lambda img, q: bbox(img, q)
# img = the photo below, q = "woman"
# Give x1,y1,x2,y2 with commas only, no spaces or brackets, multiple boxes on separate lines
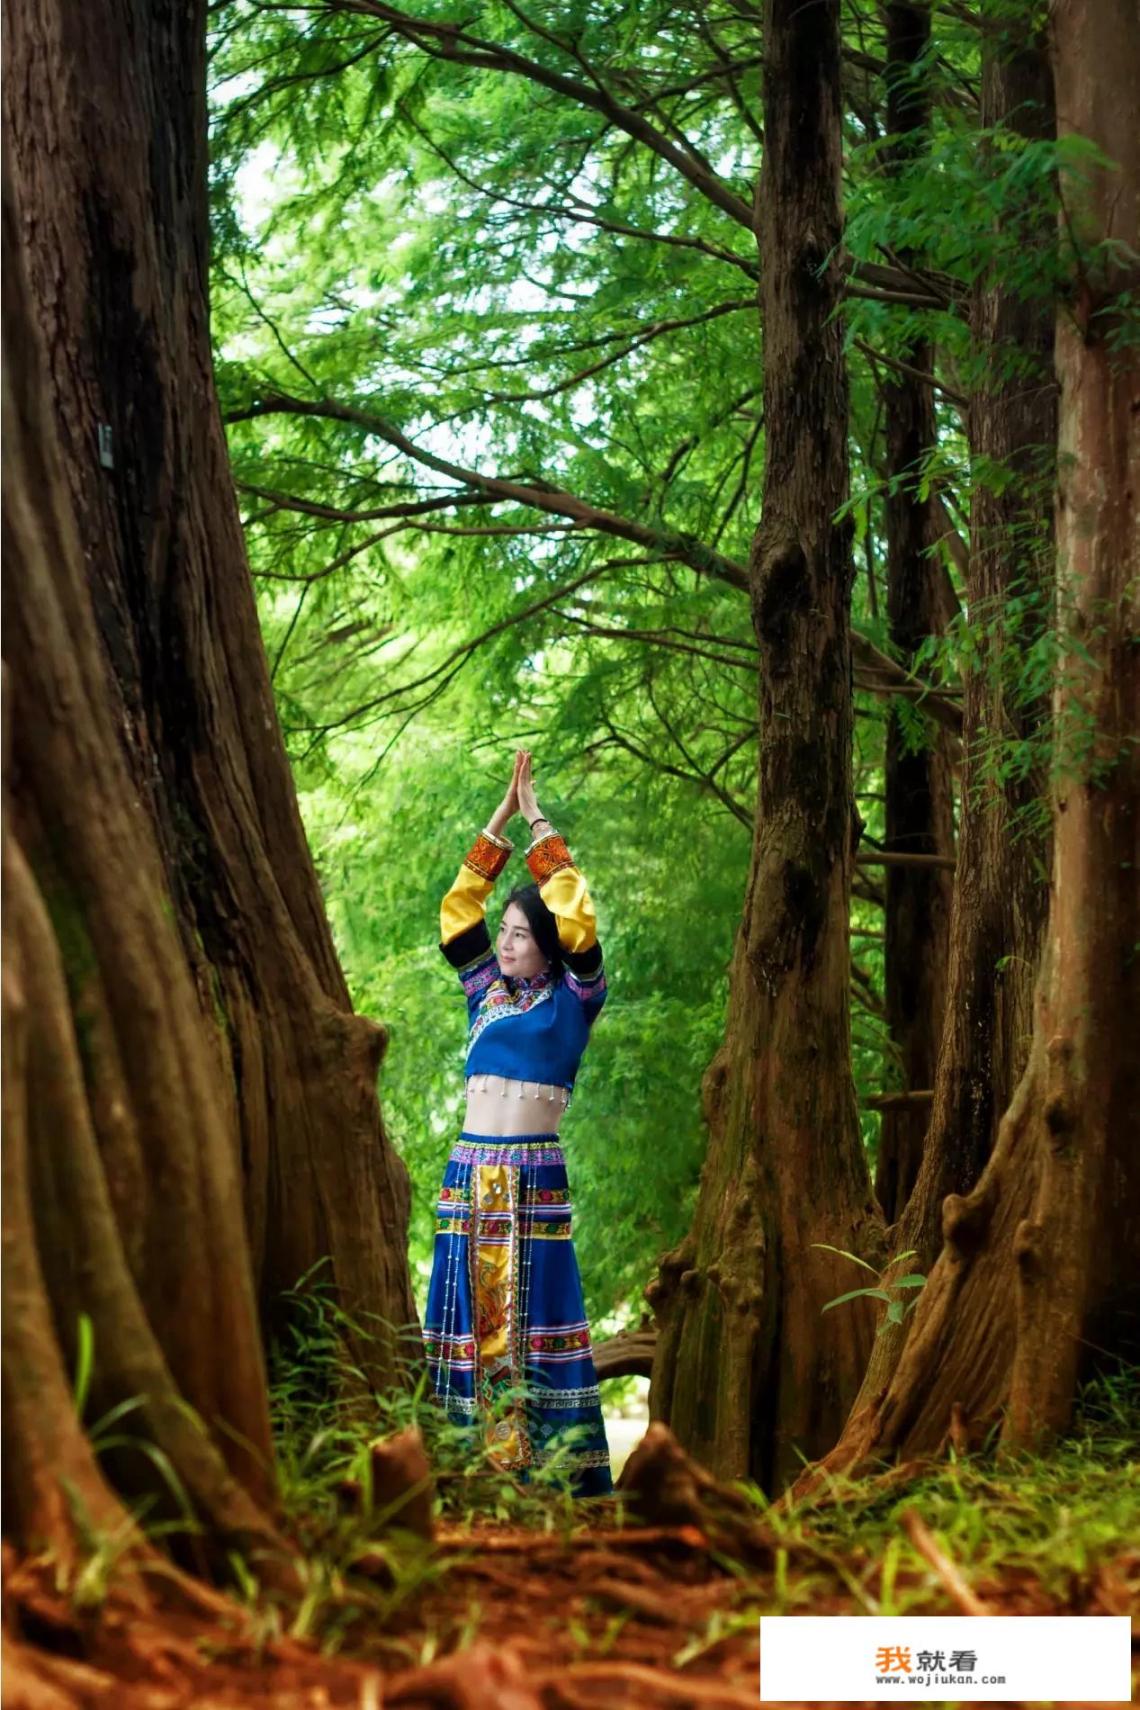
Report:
423,750,613,1497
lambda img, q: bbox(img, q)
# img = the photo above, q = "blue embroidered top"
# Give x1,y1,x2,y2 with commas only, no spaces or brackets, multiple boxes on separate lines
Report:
439,828,607,1093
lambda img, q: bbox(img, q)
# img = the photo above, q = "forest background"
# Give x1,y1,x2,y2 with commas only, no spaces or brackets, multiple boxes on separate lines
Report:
3,0,1137,1694
211,0,1019,1329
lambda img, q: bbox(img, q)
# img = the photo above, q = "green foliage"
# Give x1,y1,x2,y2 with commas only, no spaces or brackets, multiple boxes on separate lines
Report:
202,0,1123,1310
814,1245,926,1334
777,1366,1140,1609
269,1267,602,1538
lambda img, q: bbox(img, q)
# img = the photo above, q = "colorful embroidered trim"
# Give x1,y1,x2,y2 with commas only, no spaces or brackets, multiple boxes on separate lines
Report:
467,969,554,1049
424,1333,476,1361
463,831,512,882
436,1217,572,1241
527,1384,602,1409
525,831,575,884
533,1446,612,1469
565,966,607,1006
526,1327,591,1354
458,948,499,1001
450,1140,566,1166
438,1185,571,1205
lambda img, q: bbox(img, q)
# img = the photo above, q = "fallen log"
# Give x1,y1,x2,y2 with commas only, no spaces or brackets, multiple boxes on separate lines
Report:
593,1328,657,1380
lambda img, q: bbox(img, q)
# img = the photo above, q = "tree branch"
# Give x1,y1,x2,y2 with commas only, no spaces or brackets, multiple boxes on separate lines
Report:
856,851,956,871
854,338,968,409
476,299,756,408
644,674,753,828
328,0,756,227
293,555,668,733
851,636,964,734
554,608,757,672
394,98,760,279
596,714,753,829
236,481,496,525
225,390,752,592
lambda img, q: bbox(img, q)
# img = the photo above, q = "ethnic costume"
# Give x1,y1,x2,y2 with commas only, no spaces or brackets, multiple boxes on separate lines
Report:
423,827,613,1497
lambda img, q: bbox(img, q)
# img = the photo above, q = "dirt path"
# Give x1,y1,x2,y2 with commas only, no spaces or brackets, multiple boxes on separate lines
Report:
4,1519,1135,1709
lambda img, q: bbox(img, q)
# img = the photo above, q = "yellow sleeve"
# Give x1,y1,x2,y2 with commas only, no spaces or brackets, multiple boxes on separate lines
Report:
440,829,511,947
524,832,598,954
440,863,495,945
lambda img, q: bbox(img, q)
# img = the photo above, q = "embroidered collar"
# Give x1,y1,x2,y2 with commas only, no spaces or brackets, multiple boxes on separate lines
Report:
467,965,556,1051
504,969,553,997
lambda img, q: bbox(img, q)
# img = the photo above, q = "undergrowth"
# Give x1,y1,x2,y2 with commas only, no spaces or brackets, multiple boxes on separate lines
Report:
251,1270,1138,1653
743,1362,1140,1616
268,1266,600,1525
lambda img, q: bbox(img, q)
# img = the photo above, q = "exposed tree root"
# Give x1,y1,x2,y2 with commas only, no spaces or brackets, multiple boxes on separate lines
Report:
3,1503,1136,1710
617,1423,771,1561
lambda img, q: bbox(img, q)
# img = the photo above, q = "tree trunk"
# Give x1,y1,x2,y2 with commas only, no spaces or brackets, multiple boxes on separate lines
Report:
892,22,1056,1275
876,0,957,1223
839,26,1058,1438
2,171,287,1575
793,0,1137,1484
1005,0,1140,1435
3,0,415,1385
2,0,414,1566
648,0,880,1491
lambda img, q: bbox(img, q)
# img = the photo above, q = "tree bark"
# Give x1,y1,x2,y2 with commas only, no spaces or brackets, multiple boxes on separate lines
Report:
648,0,880,1491
1005,0,1140,1435
1,0,414,1566
876,0,957,1223
793,0,1137,1485
890,21,1056,1276
2,0,415,1387
2,168,288,1574
805,21,1057,1462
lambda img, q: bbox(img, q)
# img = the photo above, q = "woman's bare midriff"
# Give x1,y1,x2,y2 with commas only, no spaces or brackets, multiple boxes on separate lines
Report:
464,1072,570,1136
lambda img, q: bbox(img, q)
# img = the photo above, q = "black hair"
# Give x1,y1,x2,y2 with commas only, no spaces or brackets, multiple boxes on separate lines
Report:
502,882,564,978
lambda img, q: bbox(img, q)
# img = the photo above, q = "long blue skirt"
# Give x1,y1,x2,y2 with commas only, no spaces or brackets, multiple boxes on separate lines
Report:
423,1131,613,1497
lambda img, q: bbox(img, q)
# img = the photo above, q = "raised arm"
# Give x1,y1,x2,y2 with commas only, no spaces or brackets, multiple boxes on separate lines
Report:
440,758,522,1016
518,755,607,1024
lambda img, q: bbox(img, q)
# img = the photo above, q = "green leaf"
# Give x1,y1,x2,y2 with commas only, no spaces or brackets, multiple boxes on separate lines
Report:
822,1287,893,1312
813,1243,879,1275
73,1311,95,1421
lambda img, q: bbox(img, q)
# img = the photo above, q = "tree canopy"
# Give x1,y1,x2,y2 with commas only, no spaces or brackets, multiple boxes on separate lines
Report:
204,0,1074,1328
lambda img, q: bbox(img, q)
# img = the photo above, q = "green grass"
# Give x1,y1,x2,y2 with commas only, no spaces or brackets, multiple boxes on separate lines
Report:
258,1273,1138,1659
727,1363,1140,1617
268,1269,605,1539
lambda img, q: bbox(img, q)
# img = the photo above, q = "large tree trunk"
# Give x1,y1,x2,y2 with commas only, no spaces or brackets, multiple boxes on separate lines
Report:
829,22,1058,1437
794,0,1138,1484
1004,0,1140,1434
648,0,880,1492
3,0,415,1383
2,174,286,1575
2,0,413,1566
876,0,957,1223
895,23,1056,1275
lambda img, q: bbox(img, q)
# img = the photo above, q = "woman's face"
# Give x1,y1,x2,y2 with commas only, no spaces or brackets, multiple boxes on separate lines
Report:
497,902,549,979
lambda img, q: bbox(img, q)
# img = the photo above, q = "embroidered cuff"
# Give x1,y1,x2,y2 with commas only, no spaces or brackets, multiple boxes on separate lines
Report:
463,830,512,881
525,829,575,884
